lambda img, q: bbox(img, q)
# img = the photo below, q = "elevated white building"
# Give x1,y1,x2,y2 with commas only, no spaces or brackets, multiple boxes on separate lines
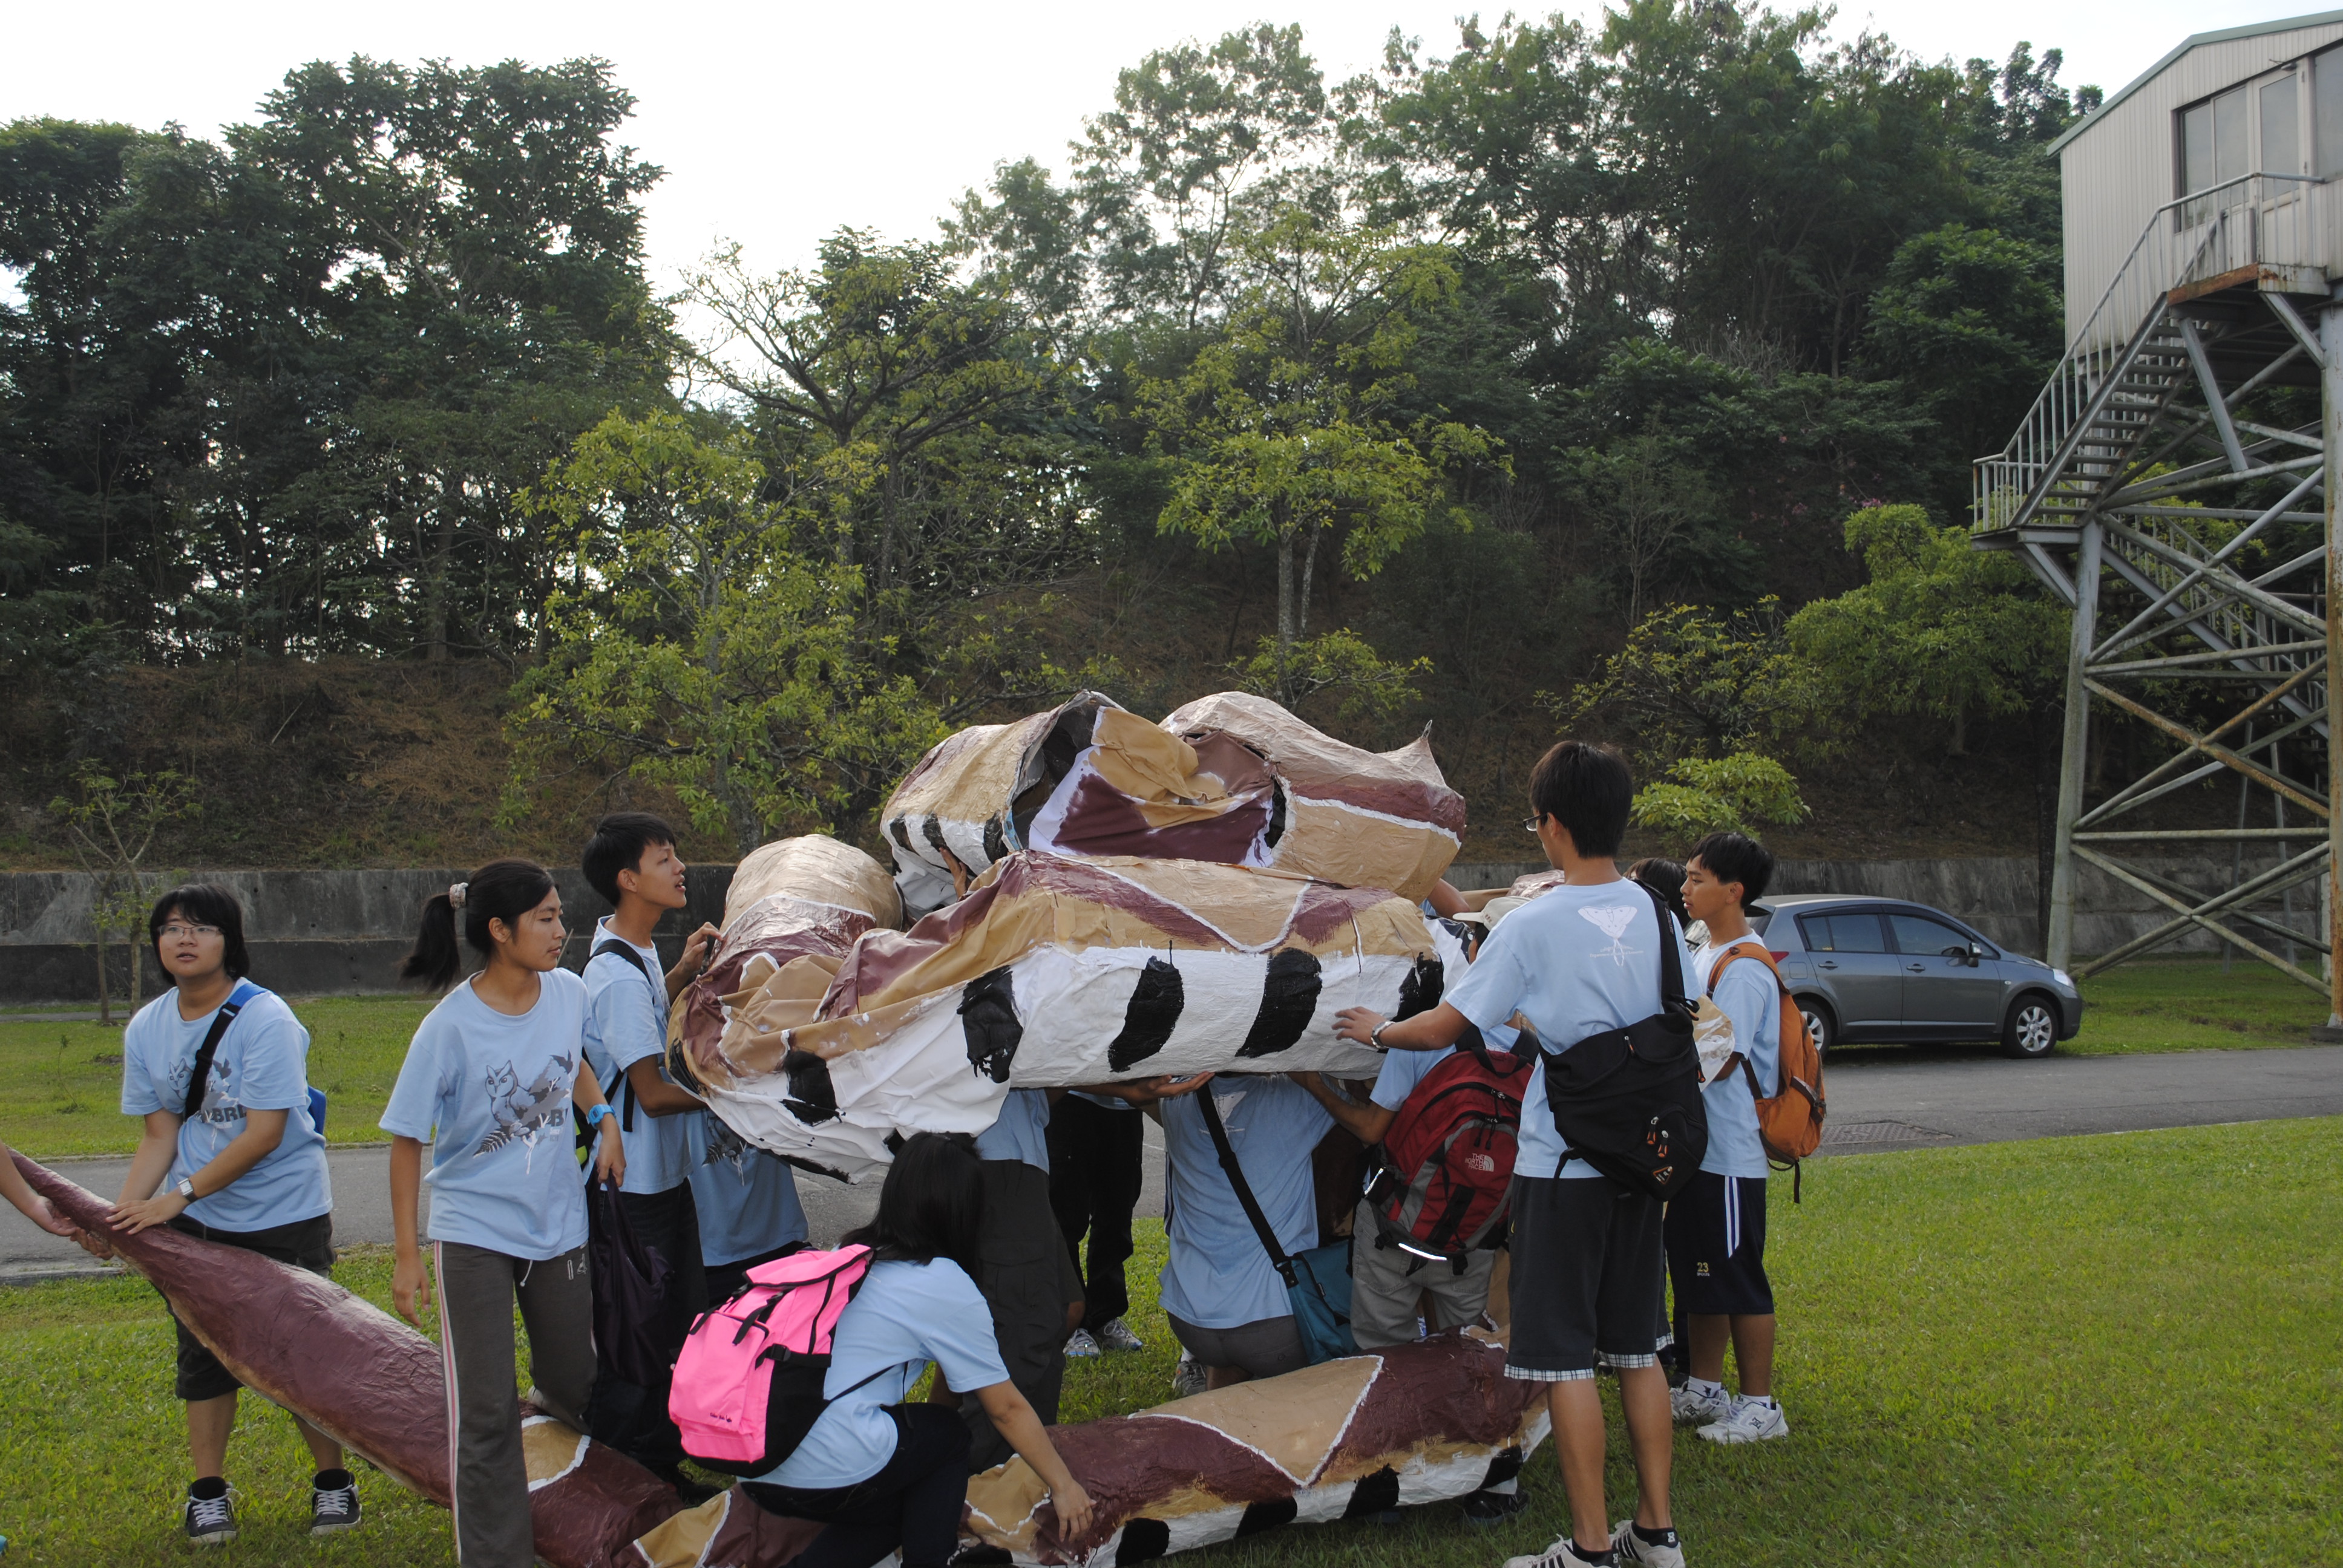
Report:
1971,12,2342,1021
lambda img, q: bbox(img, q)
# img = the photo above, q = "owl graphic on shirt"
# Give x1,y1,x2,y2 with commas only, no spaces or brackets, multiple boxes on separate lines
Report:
473,1053,574,1170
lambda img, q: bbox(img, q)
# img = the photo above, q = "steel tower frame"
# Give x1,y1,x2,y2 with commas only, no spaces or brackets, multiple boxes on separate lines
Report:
1972,172,2342,1025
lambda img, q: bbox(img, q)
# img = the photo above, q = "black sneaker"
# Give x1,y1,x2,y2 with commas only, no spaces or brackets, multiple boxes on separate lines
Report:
310,1470,362,1536
183,1484,237,1547
1462,1486,1532,1528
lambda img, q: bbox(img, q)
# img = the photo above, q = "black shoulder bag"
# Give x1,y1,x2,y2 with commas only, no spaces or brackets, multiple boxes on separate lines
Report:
1540,883,1710,1201
181,982,255,1119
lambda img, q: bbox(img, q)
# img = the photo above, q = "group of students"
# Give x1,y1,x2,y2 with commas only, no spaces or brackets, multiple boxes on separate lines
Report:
0,737,1797,1568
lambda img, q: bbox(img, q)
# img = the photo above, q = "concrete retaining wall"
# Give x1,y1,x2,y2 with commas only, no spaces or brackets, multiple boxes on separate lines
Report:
0,867,734,1007
2,854,2318,1004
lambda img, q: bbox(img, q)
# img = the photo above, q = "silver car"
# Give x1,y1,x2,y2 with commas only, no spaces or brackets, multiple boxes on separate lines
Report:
1750,895,2085,1059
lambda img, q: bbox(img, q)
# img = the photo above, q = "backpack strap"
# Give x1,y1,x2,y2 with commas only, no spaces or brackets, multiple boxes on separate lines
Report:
592,940,661,1133
1193,1085,1300,1290
181,979,261,1120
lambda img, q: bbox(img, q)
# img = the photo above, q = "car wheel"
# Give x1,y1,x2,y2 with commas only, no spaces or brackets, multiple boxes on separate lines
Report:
1796,997,1835,1054
2002,994,2058,1059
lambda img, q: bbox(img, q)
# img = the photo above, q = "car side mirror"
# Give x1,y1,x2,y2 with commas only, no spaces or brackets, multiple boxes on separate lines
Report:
1967,942,1983,967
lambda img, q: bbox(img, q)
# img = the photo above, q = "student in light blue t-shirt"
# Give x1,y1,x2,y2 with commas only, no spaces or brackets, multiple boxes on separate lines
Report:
575,812,722,1492
383,859,626,1568
1332,742,1689,1568
742,1132,1092,1567
109,883,349,1548
1669,831,1790,1448
689,1108,809,1304
1098,1070,1332,1388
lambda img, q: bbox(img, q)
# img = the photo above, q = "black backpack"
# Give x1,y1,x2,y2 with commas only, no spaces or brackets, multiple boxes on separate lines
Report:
1540,882,1710,1201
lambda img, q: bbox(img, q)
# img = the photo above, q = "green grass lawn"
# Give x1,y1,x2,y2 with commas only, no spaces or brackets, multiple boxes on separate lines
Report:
2,1117,2335,1566
0,993,430,1158
2068,955,2332,1053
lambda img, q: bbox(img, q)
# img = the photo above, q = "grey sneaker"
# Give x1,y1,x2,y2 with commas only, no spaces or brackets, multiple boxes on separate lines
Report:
1098,1317,1146,1352
1612,1519,1686,1567
1172,1351,1208,1398
183,1486,237,1547
1502,1536,1614,1568
310,1474,362,1536
1064,1327,1102,1358
1697,1394,1789,1444
1670,1379,1733,1427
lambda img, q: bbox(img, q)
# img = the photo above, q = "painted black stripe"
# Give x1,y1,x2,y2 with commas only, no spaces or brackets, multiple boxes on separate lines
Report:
1236,949,1322,1059
958,967,1023,1083
1107,955,1185,1071
781,1050,839,1124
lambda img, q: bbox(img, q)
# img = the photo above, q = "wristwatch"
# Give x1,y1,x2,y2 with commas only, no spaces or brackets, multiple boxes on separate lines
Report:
585,1103,612,1129
175,1177,197,1201
1369,1020,1391,1050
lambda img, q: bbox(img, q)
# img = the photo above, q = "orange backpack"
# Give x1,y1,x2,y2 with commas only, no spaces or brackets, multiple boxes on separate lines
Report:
1707,941,1827,1198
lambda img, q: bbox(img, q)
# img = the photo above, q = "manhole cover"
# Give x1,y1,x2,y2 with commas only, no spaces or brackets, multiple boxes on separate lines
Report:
1822,1119,1951,1147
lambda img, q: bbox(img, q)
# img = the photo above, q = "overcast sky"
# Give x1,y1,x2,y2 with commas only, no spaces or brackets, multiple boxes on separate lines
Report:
0,0,2315,289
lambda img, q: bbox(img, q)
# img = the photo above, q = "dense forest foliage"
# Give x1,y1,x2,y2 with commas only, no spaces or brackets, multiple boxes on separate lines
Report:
0,4,2102,863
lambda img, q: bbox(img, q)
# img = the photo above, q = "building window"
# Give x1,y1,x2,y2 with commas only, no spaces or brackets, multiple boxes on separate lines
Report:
2178,86,2247,194
2263,71,2301,175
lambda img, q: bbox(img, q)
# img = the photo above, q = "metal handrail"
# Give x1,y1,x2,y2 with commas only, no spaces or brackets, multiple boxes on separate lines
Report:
1972,171,2332,534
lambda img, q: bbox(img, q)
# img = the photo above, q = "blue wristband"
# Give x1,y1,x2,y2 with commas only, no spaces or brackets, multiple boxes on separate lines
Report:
585,1103,611,1129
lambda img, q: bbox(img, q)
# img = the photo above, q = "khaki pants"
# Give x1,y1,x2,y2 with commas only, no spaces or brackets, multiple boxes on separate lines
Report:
1348,1198,1496,1350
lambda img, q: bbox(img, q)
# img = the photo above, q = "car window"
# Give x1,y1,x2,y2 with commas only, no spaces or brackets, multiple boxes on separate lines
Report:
1800,912,1888,953
1889,912,1973,958
1748,910,1773,938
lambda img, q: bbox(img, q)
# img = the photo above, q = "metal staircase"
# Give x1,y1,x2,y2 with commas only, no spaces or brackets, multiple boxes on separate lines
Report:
1970,171,2340,1010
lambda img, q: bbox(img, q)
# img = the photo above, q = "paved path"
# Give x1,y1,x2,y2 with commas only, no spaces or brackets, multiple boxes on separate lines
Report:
8,1047,2336,1279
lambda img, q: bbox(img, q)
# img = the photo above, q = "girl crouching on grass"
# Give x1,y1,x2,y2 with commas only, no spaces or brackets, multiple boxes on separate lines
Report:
110,884,349,1547
382,859,625,1568
742,1131,1093,1568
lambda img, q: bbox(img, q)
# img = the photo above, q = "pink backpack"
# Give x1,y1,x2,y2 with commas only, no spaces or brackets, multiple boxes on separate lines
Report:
669,1244,876,1474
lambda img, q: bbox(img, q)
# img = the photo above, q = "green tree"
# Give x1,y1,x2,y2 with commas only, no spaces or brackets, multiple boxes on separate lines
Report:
48,762,198,1022
1784,503,2065,754
507,411,942,852
1558,598,1797,763
1631,753,1809,838
1134,209,1497,705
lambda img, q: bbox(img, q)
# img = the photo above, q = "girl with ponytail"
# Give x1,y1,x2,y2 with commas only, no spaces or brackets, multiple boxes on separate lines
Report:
381,859,624,1567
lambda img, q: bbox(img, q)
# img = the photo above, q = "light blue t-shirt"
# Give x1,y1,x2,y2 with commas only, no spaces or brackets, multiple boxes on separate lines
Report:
757,1257,1009,1489
974,1088,1052,1171
1696,940,1780,1179
1448,880,1696,1181
582,919,693,1197
686,1111,808,1267
1159,1076,1334,1329
120,984,332,1232
379,969,591,1261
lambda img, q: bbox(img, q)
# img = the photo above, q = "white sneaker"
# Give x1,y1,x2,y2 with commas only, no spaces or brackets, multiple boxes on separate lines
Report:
1098,1316,1146,1352
1502,1536,1615,1568
1612,1518,1687,1567
1697,1395,1789,1443
1064,1328,1102,1358
1670,1379,1732,1427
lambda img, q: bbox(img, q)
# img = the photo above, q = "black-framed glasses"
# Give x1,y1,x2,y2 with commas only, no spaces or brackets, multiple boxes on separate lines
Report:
1520,814,1544,835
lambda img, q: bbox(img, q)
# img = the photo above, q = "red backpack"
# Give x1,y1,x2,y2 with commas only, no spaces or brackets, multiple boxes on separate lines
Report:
1364,1039,1529,1268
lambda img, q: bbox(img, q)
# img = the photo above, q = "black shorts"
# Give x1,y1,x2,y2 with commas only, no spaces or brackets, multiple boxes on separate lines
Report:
1504,1175,1666,1382
165,1212,335,1401
1665,1172,1774,1316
